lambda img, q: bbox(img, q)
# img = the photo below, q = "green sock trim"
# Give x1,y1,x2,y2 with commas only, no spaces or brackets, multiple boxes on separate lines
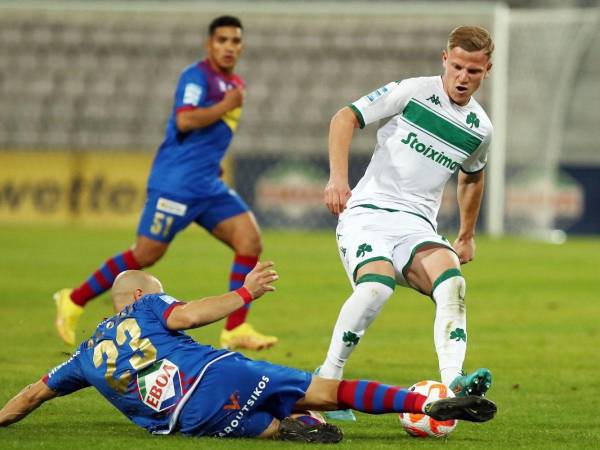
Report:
352,256,393,281
356,274,396,290
431,268,462,295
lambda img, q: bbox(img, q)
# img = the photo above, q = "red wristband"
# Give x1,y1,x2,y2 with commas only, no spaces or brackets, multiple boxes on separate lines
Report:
235,287,253,304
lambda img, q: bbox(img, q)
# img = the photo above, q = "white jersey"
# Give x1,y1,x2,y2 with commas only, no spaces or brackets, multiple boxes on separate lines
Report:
348,76,492,229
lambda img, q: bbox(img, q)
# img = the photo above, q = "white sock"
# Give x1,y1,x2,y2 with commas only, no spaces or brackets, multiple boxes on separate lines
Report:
320,280,394,379
432,273,467,387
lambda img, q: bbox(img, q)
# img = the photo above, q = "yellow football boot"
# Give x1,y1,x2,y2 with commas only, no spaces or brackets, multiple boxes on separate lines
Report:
220,323,278,351
53,288,84,346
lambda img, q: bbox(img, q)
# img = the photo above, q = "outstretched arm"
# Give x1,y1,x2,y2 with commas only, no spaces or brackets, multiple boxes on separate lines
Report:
324,107,359,215
166,261,278,330
0,380,57,427
454,170,485,264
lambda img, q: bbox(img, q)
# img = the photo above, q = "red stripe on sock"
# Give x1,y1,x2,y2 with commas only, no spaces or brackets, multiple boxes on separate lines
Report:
225,305,250,331
363,381,378,412
230,273,246,282
383,386,400,411
123,249,141,270
234,254,258,267
413,393,427,413
94,272,111,290
70,284,94,306
404,392,427,413
106,259,121,276
337,380,358,409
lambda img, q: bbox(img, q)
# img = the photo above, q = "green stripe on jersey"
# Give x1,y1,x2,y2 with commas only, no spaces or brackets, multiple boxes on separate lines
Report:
402,100,482,155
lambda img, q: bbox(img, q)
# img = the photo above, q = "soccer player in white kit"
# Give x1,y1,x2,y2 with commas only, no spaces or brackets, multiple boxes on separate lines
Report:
318,26,494,421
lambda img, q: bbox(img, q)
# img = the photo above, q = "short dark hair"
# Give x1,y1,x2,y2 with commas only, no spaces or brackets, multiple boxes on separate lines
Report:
209,15,243,35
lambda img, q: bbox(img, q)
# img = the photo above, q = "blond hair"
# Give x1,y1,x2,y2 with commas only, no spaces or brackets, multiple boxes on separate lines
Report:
447,26,494,59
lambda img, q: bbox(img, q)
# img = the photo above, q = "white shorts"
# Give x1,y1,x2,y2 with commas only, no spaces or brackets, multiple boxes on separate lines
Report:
336,206,455,288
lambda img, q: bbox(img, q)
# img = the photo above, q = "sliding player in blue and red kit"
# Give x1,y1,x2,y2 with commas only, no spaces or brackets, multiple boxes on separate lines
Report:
1,265,496,442
53,16,276,351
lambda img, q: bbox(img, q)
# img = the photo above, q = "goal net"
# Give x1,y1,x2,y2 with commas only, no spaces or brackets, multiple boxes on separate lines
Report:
496,8,598,240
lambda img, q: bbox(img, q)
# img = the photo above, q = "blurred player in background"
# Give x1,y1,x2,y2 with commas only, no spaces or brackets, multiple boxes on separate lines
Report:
1,265,496,442
53,15,277,351
318,26,495,420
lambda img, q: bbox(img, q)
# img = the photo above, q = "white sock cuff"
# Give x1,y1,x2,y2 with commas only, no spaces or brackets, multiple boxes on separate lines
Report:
354,280,395,301
432,270,465,301
355,273,396,292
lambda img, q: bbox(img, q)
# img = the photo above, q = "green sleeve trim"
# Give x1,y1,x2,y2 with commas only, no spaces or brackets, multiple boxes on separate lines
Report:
431,268,463,294
348,104,366,129
356,273,396,290
460,164,486,175
353,256,393,281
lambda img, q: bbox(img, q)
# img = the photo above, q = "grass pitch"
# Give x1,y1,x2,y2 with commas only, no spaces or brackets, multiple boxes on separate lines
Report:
0,224,598,449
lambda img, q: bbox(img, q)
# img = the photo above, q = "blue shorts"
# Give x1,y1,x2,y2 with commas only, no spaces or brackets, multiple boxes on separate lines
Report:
178,354,312,438
137,187,249,243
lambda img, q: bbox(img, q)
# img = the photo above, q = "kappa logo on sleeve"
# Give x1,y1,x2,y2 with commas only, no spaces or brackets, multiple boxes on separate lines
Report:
136,359,183,412
183,83,202,106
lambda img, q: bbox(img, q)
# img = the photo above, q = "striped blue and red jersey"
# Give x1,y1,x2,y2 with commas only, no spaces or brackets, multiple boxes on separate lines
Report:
43,294,232,434
147,59,244,198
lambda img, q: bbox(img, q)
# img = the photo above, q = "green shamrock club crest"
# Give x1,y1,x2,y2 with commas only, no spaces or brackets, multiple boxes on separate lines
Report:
449,328,467,342
466,112,480,129
356,243,373,258
342,331,360,347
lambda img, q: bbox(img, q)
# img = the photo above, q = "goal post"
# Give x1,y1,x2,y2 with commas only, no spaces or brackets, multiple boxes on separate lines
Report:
486,2,510,237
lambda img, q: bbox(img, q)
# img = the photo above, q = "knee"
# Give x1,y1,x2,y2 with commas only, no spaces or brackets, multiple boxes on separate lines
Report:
450,276,466,302
355,275,395,305
433,274,466,308
132,243,167,267
234,233,263,256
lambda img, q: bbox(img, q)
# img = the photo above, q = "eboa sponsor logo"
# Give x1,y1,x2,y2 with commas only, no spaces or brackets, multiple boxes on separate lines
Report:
255,162,327,221
137,359,182,412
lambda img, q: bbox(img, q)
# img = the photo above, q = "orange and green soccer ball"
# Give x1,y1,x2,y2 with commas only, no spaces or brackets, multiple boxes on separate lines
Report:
399,380,458,438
